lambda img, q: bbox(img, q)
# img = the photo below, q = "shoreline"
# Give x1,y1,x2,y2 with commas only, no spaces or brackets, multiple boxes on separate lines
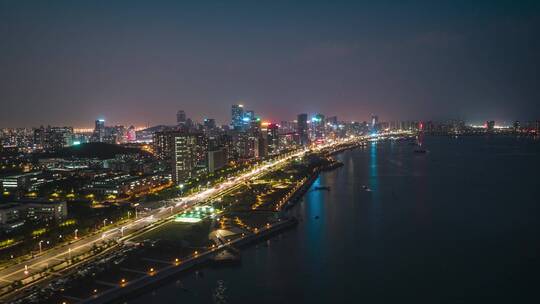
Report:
82,146,352,303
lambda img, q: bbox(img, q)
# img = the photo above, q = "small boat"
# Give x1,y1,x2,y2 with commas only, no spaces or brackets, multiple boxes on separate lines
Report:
362,185,372,192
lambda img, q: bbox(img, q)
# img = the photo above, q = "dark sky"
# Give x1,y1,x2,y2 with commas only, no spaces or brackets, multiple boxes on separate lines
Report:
1,0,539,128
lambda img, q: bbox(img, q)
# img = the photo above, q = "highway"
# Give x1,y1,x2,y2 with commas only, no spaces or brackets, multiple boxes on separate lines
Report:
0,133,398,299
0,143,316,292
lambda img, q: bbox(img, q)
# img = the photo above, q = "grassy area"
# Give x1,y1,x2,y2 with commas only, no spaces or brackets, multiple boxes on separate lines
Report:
133,220,212,248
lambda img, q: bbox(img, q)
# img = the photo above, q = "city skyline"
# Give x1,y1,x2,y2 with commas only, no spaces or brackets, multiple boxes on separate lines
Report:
2,1,540,128
1,2,539,302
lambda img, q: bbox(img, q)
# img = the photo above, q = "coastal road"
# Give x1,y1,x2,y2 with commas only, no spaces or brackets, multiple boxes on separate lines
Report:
0,141,323,290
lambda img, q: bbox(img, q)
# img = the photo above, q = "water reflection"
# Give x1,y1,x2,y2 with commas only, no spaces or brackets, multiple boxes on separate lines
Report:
369,142,380,237
305,176,324,264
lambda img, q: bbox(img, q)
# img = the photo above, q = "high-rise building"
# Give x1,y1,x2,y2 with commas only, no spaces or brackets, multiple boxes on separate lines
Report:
231,104,244,130
265,123,279,154
93,119,106,142
153,130,180,161
243,110,255,128
177,110,186,125
371,115,378,131
172,133,197,184
297,113,309,146
311,113,325,141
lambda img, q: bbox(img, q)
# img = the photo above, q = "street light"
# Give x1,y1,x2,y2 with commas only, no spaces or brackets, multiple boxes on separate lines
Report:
38,240,43,254
74,229,78,240
103,218,107,228
121,226,126,237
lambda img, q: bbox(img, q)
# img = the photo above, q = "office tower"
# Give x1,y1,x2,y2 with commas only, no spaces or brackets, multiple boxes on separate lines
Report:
177,110,186,125
370,114,379,132
311,113,325,141
371,115,378,127
231,104,244,130
265,123,279,154
243,110,255,128
297,113,309,146
93,119,106,142
172,133,197,184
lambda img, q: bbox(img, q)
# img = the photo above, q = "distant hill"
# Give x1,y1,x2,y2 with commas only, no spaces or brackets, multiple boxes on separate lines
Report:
44,142,149,159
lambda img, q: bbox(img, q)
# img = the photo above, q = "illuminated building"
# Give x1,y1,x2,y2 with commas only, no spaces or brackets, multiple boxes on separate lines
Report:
32,126,74,151
0,200,67,229
93,119,106,142
231,104,245,130
172,133,197,184
311,113,325,141
233,132,262,159
153,130,180,161
264,123,279,154
127,125,137,142
297,113,309,146
370,114,379,132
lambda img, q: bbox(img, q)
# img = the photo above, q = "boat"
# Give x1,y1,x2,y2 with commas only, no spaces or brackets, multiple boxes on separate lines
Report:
362,185,372,192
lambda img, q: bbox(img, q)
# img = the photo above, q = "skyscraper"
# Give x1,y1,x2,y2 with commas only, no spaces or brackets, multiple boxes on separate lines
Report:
172,133,197,184
311,113,325,141
177,110,186,125
265,123,279,154
297,113,308,146
93,119,106,142
371,115,378,131
231,104,244,130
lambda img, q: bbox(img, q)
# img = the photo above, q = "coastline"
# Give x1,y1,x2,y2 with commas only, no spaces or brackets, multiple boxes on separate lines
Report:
82,146,350,303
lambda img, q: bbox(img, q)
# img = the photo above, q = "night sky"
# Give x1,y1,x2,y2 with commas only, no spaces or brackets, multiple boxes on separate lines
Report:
1,0,539,128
